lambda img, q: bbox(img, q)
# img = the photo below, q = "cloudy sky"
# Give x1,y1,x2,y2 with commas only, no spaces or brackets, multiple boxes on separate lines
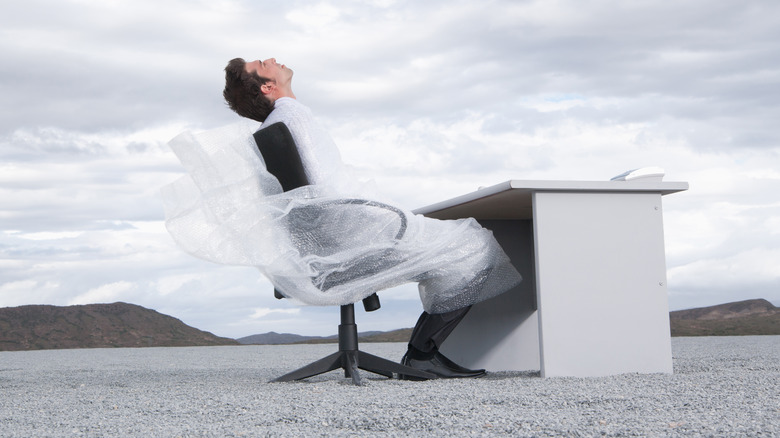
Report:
1,0,778,338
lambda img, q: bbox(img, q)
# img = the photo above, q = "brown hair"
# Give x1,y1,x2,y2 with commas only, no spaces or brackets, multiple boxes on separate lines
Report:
223,58,275,122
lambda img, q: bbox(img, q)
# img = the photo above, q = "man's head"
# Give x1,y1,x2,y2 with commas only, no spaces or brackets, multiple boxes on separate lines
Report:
223,57,294,122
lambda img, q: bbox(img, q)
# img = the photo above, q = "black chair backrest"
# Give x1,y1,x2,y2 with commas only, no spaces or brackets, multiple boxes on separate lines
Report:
253,122,309,192
251,122,384,311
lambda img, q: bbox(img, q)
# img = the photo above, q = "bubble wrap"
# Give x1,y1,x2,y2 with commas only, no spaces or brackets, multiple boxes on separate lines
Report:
161,100,522,314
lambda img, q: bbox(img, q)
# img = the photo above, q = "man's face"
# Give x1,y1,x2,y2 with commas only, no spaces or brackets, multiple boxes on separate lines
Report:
245,58,293,85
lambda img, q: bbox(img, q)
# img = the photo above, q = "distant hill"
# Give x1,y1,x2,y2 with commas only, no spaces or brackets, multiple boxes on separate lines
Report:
237,331,329,345
670,298,780,336
299,328,413,344
357,328,413,343
0,302,238,351
236,329,403,345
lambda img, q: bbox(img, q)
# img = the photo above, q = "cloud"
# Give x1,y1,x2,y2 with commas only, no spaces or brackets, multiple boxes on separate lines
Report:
249,307,301,319
0,280,61,307
14,231,85,241
68,281,137,306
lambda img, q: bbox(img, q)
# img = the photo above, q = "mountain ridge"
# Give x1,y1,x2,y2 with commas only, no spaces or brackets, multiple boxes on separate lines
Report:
237,328,413,345
0,302,238,351
669,298,779,336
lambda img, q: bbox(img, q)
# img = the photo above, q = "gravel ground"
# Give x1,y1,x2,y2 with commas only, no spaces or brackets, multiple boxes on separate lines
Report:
1,336,778,437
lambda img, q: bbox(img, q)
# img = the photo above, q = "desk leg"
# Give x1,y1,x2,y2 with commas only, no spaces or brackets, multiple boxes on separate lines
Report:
533,192,673,377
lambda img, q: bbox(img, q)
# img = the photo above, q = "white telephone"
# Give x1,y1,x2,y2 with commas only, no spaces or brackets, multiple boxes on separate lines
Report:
611,167,665,182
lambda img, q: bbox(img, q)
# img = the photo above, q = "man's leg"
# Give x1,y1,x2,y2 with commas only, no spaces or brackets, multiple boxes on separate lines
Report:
407,307,471,358
400,306,486,379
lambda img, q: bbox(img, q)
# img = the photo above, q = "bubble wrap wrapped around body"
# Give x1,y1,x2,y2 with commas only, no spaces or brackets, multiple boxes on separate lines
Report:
162,98,522,314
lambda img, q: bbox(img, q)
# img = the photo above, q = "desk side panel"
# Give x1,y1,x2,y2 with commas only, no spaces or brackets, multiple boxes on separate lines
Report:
533,192,673,377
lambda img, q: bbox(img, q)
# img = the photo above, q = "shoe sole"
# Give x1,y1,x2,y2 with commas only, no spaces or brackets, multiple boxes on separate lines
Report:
398,371,486,381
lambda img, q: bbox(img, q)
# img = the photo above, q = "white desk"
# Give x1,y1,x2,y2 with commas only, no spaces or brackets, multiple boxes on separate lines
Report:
414,180,688,378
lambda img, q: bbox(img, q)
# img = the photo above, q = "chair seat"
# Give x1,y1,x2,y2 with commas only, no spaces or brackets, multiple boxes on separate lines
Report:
314,248,407,291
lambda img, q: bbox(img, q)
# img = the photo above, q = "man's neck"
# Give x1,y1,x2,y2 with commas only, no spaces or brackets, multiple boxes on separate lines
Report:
271,86,296,101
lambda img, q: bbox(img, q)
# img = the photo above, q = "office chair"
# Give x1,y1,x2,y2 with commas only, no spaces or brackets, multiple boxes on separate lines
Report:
253,122,435,385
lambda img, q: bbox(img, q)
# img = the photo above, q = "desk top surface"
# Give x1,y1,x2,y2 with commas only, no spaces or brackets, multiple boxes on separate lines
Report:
414,179,689,220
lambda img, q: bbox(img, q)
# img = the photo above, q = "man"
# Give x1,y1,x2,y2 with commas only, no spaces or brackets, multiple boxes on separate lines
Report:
222,57,522,379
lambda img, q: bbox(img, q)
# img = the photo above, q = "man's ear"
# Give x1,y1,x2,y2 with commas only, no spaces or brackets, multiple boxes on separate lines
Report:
260,81,275,96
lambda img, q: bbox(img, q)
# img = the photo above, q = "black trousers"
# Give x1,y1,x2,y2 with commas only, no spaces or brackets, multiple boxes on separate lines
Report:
407,306,471,353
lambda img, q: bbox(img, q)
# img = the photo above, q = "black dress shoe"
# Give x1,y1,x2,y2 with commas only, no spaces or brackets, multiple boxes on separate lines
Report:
433,352,486,375
399,352,487,380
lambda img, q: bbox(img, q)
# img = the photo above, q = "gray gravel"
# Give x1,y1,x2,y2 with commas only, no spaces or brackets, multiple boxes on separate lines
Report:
1,336,778,437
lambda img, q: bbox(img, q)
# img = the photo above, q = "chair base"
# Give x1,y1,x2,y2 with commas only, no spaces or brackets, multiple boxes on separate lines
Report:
272,349,435,385
272,303,435,385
